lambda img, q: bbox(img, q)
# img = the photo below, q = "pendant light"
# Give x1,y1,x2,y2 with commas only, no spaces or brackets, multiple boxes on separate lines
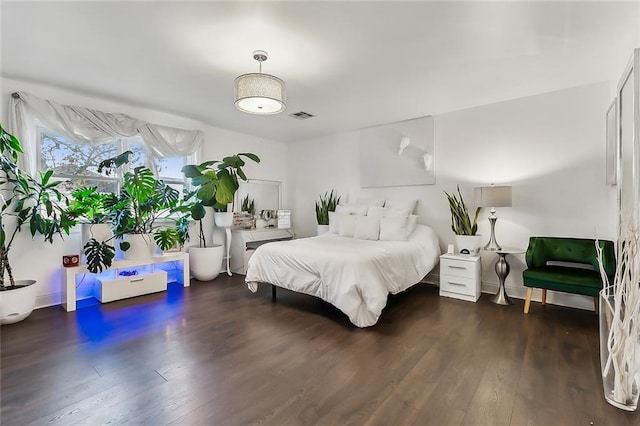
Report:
234,50,286,115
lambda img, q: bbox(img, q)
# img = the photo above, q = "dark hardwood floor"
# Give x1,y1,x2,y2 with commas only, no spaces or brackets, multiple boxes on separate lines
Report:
1,275,638,425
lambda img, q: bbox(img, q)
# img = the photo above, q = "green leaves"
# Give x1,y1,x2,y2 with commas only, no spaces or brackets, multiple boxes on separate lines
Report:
214,169,237,205
68,186,109,223
0,123,23,162
444,185,481,236
153,228,180,251
315,190,341,225
241,195,255,215
123,166,156,203
182,153,260,247
181,164,204,178
182,153,260,207
84,239,116,273
190,203,206,220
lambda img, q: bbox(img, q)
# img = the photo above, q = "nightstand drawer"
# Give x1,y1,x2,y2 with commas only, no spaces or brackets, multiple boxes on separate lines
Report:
440,275,476,296
440,258,477,278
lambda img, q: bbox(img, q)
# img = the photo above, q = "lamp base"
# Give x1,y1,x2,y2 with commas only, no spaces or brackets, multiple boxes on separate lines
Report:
484,215,502,251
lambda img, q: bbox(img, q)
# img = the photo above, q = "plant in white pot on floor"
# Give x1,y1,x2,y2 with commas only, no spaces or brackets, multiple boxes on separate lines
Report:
0,123,77,324
182,153,260,280
315,189,340,236
444,185,482,255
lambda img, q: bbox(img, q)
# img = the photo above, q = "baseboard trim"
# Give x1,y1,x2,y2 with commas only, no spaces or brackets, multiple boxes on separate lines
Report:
481,281,595,311
37,280,596,313
36,292,61,309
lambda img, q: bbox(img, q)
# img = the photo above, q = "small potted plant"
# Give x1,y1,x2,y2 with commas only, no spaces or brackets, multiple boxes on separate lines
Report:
241,194,255,215
444,185,482,255
315,189,340,235
0,123,77,324
182,153,260,280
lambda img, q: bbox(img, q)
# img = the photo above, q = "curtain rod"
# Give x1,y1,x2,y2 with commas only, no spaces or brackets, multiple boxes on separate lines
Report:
11,92,20,99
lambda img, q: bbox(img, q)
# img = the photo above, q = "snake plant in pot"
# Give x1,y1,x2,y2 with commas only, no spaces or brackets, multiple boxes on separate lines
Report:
444,185,482,255
83,151,192,273
0,123,77,324
315,190,340,235
182,153,260,280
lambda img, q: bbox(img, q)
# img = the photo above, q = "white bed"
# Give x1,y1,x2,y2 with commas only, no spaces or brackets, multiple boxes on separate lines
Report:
245,224,441,327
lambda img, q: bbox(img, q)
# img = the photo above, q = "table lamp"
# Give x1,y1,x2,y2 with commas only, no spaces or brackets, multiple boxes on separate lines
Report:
474,185,512,251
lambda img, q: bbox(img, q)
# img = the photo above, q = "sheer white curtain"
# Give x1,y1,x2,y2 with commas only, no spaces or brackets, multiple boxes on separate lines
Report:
7,91,203,174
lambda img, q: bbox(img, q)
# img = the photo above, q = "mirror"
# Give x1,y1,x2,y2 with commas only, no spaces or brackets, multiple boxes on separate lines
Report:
236,180,281,214
617,49,639,230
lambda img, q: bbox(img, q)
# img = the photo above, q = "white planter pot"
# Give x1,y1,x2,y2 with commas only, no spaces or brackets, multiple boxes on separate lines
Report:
454,234,483,255
0,280,37,325
317,225,330,235
600,287,640,411
122,233,156,260
189,245,224,281
214,211,234,228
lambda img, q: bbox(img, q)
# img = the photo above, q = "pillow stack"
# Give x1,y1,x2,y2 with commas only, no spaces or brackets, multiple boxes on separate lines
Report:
328,199,419,241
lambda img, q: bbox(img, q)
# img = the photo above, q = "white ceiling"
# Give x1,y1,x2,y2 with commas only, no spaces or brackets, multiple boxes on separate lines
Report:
1,1,638,143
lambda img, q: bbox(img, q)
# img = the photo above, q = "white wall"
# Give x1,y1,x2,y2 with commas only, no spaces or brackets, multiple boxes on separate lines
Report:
0,77,287,308
288,82,616,311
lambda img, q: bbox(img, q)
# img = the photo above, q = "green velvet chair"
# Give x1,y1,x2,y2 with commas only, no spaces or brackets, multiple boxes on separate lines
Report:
522,237,616,314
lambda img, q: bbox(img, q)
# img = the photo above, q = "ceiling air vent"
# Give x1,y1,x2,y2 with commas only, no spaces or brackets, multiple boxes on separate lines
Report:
289,111,315,120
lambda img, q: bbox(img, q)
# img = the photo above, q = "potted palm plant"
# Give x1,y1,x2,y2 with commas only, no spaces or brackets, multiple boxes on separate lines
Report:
444,185,482,255
182,153,260,280
315,189,340,235
83,151,191,273
0,123,77,324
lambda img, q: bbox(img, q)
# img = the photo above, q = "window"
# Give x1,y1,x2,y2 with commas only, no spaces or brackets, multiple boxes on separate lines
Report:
157,156,188,195
38,129,192,196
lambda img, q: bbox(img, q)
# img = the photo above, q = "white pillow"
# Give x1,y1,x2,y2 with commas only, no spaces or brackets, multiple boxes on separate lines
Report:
367,206,410,218
329,212,345,234
380,216,409,241
367,206,386,218
385,199,418,214
407,214,418,237
336,204,369,216
356,197,385,208
339,214,357,237
335,204,353,215
354,216,380,240
351,204,369,216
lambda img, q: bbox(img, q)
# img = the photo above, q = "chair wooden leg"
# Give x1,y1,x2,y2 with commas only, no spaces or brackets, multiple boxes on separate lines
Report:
524,288,533,314
541,289,547,305
593,296,599,314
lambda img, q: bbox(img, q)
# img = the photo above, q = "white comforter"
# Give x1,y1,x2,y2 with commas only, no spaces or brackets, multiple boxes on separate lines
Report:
245,225,441,327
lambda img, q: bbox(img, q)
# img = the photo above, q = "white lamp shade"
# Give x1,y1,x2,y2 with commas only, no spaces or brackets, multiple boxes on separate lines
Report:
234,73,286,115
475,186,512,208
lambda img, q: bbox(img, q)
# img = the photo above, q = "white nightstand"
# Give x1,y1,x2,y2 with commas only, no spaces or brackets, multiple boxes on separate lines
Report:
439,254,481,302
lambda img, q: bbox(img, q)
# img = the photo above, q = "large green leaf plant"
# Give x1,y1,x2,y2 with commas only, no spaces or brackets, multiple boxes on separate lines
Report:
0,123,77,289
83,151,192,273
182,153,260,247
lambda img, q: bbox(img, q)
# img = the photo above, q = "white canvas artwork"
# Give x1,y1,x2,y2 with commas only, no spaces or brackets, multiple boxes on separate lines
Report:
359,116,435,188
